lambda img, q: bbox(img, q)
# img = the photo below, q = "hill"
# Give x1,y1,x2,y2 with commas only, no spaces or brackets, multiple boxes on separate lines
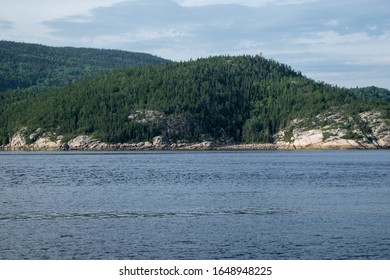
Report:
1,55,389,149
0,40,168,92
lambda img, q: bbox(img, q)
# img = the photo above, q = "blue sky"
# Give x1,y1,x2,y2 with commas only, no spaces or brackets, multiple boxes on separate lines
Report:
1,0,389,89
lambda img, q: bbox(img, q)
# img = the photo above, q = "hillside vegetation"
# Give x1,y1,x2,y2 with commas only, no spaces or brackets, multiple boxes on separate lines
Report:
1,54,389,147
0,40,168,92
351,86,390,102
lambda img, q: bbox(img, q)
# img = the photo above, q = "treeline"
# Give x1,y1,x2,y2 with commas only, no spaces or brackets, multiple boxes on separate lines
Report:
0,55,389,145
351,86,390,102
0,40,168,92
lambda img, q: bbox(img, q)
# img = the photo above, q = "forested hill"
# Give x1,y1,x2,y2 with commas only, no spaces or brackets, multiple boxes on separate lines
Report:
0,40,168,92
1,55,389,147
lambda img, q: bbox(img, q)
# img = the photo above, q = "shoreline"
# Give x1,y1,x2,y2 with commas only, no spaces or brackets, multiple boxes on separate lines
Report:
1,142,388,151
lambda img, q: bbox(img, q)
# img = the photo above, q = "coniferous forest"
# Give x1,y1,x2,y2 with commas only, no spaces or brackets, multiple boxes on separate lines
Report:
0,41,168,92
0,41,389,146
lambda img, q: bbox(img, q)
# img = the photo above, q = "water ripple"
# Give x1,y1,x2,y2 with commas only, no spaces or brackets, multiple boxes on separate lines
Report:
0,208,296,221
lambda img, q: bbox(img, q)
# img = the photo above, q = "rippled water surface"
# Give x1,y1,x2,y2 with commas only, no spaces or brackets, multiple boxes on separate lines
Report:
1,150,389,259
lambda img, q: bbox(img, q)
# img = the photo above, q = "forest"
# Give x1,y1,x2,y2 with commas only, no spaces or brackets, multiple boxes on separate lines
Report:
0,40,168,92
0,42,389,146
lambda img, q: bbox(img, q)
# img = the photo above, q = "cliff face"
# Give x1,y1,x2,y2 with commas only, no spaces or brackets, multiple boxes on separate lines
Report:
2,111,389,151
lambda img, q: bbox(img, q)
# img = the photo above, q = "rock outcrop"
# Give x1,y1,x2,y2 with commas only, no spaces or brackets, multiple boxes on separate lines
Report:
5,129,63,151
276,111,390,149
9,128,27,150
360,111,390,147
30,137,62,150
67,135,108,150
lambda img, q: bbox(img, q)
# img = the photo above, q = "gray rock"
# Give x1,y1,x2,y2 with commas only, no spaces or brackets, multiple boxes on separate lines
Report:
29,133,39,141
61,143,69,151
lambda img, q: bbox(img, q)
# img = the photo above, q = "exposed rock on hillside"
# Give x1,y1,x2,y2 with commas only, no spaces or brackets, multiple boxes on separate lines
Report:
9,129,27,150
276,111,390,149
360,111,390,147
128,110,165,124
67,135,108,150
6,128,63,151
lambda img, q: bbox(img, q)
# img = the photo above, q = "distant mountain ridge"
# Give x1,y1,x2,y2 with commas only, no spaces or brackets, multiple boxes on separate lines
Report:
351,86,390,102
0,40,169,92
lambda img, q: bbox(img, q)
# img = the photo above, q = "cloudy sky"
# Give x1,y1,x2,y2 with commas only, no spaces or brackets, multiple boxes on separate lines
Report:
1,0,389,88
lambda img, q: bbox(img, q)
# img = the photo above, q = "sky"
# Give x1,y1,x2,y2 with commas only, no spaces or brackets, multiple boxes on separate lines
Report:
1,0,389,89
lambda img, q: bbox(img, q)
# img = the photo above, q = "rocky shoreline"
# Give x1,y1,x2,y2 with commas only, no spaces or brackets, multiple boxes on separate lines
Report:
0,135,277,151
2,111,390,151
1,134,388,151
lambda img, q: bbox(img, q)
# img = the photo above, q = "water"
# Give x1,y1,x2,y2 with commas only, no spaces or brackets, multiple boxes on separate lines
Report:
0,150,389,260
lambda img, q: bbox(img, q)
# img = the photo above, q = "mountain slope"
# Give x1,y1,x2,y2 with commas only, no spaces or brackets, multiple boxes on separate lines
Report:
1,55,389,149
0,40,168,92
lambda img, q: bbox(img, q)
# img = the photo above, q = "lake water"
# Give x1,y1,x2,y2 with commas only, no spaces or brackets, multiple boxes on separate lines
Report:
0,150,389,260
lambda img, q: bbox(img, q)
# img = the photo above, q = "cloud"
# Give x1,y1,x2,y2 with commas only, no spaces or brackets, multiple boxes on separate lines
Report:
0,0,123,43
45,0,311,52
175,0,318,7
323,19,339,27
290,29,390,88
0,0,124,21
46,0,254,54
295,31,371,46
0,19,13,30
